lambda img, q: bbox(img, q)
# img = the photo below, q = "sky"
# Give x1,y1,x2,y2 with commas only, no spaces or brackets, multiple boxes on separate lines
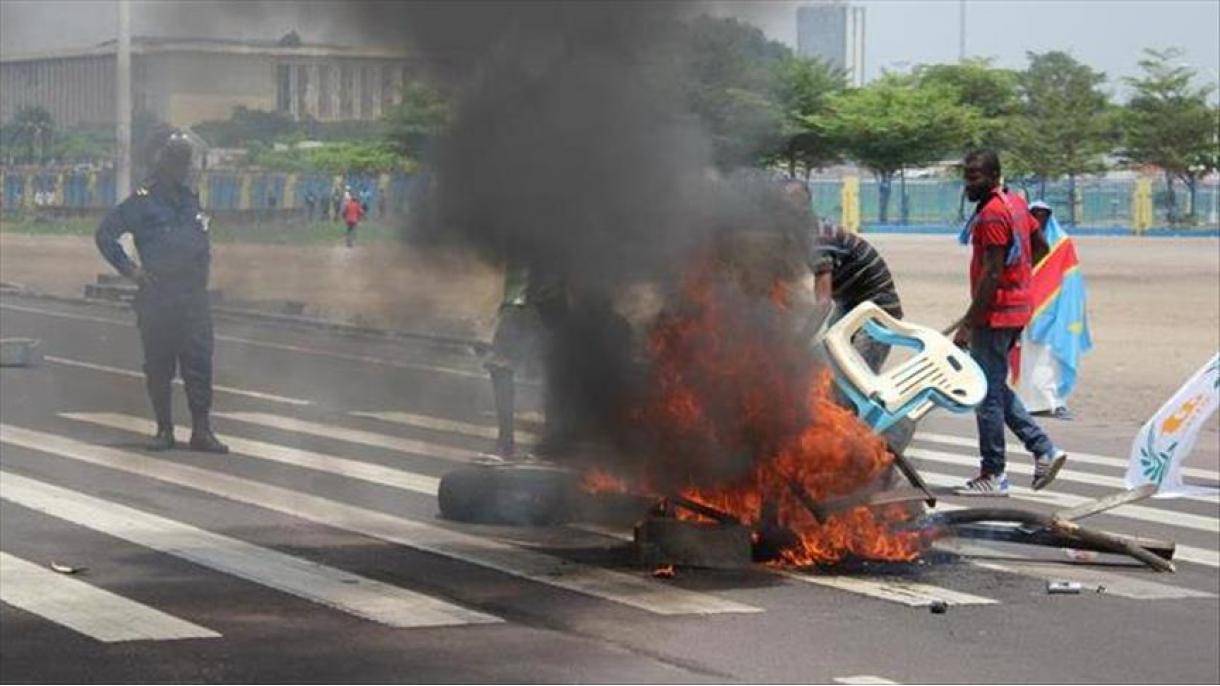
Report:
2,0,1218,100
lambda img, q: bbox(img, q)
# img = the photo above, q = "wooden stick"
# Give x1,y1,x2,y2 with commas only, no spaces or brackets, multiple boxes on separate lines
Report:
952,523,1175,561
669,494,740,526
787,480,829,523
918,508,1176,573
1053,484,1158,523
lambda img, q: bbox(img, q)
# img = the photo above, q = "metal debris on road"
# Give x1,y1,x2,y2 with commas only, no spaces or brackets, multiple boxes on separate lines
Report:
49,561,84,574
1047,581,1083,594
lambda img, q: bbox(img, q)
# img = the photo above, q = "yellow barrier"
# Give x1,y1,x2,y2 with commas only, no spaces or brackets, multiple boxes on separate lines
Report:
198,173,210,209
841,175,860,233
1132,177,1153,234
284,174,298,210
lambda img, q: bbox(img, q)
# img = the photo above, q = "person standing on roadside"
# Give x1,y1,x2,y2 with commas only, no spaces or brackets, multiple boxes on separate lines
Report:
94,129,228,454
952,149,1065,496
341,187,364,247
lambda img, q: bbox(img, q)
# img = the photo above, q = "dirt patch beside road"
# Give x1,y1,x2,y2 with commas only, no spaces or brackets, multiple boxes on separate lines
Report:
871,234,1220,428
3,231,1217,428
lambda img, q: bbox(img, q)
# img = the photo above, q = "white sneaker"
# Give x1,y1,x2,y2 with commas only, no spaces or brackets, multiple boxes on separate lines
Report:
955,472,1010,497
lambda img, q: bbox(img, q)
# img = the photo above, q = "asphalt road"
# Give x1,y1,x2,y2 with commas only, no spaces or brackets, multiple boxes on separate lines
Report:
1,293,1218,684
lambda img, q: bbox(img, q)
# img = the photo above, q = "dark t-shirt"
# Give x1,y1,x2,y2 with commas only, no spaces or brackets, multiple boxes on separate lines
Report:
810,228,903,318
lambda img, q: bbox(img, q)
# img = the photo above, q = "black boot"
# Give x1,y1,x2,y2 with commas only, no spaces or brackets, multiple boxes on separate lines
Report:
148,423,176,451
189,416,229,454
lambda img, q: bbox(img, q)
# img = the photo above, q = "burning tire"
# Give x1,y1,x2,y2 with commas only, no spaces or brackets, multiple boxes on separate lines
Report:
437,463,577,525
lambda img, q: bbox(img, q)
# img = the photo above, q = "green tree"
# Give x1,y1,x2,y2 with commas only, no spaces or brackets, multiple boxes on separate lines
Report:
770,55,847,177
813,75,980,223
683,14,791,168
381,81,449,158
1122,48,1220,224
193,106,296,147
7,106,55,163
1009,51,1116,223
917,58,1020,150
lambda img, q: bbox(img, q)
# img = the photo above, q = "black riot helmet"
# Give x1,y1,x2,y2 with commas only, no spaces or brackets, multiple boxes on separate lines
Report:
146,128,194,185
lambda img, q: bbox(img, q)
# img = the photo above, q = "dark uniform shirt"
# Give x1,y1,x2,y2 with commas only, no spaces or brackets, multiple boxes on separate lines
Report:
95,181,211,298
810,227,903,318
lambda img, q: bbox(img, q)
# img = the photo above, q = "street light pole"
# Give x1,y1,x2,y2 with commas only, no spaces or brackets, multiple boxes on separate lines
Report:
958,0,966,62
116,0,132,200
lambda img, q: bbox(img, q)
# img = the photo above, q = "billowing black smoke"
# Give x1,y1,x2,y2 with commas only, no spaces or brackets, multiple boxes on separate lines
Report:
370,2,818,469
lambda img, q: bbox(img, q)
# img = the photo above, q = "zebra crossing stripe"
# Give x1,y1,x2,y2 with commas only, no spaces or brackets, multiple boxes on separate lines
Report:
56,413,1024,607
0,551,220,643
338,410,1217,537
939,541,1215,600
906,446,1219,505
352,411,540,446
42,356,311,406
57,411,1220,577
62,413,441,496
917,472,1219,534
914,431,1220,482
215,412,484,463
205,410,1220,566
0,471,500,629
774,570,997,607
0,424,760,616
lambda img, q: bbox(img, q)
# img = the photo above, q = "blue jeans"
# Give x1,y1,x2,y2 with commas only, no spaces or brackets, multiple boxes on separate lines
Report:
970,326,1055,475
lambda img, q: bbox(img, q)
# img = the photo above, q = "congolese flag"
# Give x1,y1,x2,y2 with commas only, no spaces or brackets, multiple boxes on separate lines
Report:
1016,214,1093,398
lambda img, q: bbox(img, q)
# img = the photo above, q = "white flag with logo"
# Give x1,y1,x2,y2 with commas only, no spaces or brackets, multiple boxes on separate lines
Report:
1126,353,1220,497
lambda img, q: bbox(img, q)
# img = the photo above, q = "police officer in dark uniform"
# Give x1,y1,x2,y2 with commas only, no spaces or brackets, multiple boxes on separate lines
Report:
95,130,229,453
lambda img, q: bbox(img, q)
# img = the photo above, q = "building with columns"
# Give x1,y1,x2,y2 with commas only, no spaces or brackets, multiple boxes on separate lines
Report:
0,35,417,128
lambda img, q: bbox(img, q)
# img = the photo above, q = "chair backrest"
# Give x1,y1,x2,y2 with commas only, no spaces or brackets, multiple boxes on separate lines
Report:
822,302,987,432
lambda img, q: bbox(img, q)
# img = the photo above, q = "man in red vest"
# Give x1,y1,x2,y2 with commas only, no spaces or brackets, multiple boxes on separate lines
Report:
951,149,1067,496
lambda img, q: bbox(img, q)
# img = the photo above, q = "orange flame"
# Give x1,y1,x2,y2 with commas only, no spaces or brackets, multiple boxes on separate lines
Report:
579,467,630,494
633,254,922,565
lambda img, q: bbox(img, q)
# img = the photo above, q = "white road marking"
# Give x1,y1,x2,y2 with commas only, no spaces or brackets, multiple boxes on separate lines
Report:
834,676,900,685
0,302,128,326
938,541,1214,600
915,430,1220,482
0,302,489,381
775,570,997,607
906,446,1219,504
56,416,1218,609
352,411,540,446
0,551,220,643
0,424,759,616
352,409,1218,536
0,471,499,629
43,355,311,406
64,413,441,496
232,408,1220,566
215,412,485,463
931,502,1220,569
212,333,490,381
918,471,1219,534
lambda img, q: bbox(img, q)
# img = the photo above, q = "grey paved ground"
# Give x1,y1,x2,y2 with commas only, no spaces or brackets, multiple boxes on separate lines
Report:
1,294,1217,684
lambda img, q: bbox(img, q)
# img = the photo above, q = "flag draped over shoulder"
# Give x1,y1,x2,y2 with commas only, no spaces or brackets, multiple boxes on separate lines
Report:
1022,215,1092,399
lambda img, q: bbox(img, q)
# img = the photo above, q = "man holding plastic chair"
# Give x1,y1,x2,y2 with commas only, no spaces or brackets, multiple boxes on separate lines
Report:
952,150,1067,496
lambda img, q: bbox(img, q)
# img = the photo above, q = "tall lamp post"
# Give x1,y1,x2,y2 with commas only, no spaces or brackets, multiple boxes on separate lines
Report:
115,0,131,200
